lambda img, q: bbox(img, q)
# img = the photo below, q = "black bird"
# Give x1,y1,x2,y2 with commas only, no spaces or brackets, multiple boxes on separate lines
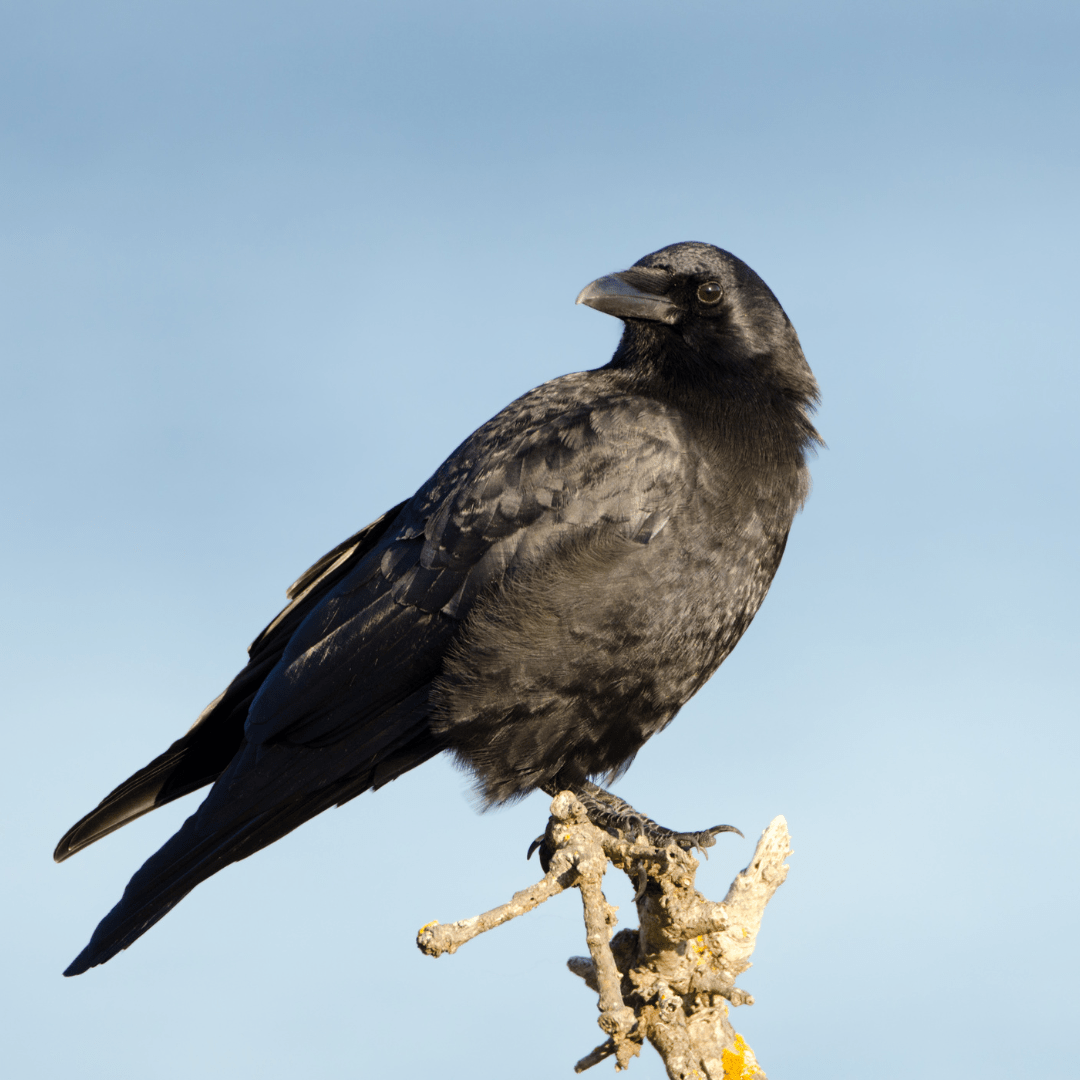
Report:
57,242,820,975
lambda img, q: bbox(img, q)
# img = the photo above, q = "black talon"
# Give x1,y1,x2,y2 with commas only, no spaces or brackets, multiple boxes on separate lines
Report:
528,832,556,872
533,781,742,876
701,824,743,851
710,824,743,839
671,823,743,858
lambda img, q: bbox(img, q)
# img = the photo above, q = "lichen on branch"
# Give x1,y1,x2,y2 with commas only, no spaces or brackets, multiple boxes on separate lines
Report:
417,792,791,1078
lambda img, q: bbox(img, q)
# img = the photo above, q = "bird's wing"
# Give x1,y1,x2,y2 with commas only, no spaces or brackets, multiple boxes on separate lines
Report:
53,501,408,862
242,377,689,753
62,379,694,974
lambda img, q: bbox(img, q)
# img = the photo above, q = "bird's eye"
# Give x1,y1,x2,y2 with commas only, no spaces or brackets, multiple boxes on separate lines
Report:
697,281,723,305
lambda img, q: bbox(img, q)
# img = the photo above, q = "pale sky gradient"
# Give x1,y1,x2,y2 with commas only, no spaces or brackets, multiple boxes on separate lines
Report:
3,2,1077,1077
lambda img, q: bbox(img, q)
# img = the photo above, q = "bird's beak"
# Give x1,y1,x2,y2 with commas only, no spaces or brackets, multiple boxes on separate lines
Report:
575,267,681,324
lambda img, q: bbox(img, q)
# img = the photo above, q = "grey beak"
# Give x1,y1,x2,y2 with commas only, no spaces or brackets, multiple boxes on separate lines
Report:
575,268,681,324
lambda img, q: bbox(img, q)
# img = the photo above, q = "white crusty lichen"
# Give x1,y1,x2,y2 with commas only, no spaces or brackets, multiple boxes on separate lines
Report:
418,793,791,1079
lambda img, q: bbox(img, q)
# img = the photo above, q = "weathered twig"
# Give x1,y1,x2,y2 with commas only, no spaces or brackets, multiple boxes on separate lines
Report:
417,792,791,1078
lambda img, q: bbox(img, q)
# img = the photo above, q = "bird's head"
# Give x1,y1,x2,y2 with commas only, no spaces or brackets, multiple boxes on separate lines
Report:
577,241,818,408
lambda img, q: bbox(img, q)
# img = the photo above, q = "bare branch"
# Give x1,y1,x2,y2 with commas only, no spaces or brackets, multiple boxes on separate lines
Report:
417,869,573,957
575,1039,616,1073
417,794,791,1078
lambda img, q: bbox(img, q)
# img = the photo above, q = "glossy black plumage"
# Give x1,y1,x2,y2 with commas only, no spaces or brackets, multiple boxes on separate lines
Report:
58,242,820,975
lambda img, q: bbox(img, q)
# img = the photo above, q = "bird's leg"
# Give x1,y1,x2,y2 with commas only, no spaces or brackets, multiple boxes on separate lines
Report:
569,780,743,852
529,779,742,865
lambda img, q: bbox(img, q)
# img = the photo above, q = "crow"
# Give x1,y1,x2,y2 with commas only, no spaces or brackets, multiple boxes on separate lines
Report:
57,241,820,976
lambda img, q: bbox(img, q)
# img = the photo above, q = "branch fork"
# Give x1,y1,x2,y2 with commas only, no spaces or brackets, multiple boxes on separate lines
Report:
417,792,791,1078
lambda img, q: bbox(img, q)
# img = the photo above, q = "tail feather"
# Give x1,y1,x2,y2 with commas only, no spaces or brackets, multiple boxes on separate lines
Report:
60,756,397,984
52,683,260,863
55,502,409,865
64,780,360,976
64,712,445,976
53,747,189,864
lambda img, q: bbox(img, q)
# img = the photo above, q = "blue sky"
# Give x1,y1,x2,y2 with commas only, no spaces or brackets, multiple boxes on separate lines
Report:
3,2,1077,1077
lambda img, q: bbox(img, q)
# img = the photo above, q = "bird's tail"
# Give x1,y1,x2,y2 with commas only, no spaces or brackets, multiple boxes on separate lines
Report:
53,736,217,864
63,726,445,976
63,791,328,976
54,666,268,863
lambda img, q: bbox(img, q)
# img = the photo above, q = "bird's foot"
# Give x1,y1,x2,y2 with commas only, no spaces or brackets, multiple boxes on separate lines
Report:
527,781,742,870
570,782,742,853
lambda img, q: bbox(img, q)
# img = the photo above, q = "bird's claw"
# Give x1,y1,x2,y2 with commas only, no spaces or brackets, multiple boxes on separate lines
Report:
527,782,743,878
673,823,743,857
599,811,650,846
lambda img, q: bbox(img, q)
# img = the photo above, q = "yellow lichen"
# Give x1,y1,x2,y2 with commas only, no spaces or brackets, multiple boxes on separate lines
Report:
692,934,710,965
721,1034,756,1080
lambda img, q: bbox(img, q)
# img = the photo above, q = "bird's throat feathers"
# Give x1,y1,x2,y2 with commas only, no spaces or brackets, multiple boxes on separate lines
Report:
607,320,822,471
